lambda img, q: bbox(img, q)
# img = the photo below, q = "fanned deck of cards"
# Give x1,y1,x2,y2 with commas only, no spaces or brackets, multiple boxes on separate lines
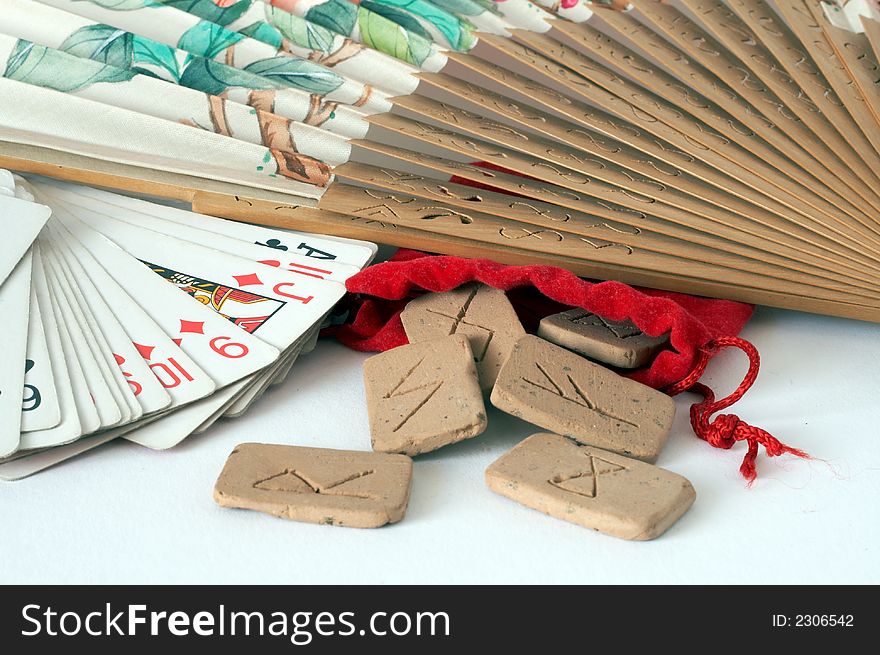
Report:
1,0,880,324
0,172,376,479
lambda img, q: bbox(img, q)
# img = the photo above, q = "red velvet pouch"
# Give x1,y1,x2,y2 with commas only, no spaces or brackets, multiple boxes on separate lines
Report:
329,250,807,482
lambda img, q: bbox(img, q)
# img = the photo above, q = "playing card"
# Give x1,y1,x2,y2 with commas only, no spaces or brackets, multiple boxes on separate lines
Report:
41,249,125,429
0,169,14,196
54,211,280,392
0,431,116,481
20,281,61,433
42,207,347,448
50,220,216,414
43,224,172,418
270,353,301,387
223,352,300,418
40,181,377,268
39,186,360,285
207,332,312,427
43,203,348,341
122,377,254,449
42,242,135,426
92,228,344,448
0,192,50,287
37,184,365,428
11,178,34,202
0,250,32,457
21,248,89,449
189,330,312,434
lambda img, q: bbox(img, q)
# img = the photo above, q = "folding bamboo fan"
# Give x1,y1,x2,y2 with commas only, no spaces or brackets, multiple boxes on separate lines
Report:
1,0,880,323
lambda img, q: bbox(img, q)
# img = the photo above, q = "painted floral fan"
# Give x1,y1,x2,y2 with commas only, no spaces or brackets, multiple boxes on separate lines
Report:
1,0,880,322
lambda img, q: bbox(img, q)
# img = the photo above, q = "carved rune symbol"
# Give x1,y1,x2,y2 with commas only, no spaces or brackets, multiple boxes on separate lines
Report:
384,357,444,432
253,468,376,499
429,185,483,203
423,286,495,362
549,454,627,498
355,190,413,220
416,207,474,224
357,189,473,224
568,311,642,338
521,363,639,428
373,169,423,192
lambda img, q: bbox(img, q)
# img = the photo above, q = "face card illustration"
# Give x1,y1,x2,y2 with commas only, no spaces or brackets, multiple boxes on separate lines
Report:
144,263,284,334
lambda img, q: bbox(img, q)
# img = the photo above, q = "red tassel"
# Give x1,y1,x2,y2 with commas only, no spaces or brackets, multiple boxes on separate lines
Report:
666,336,809,483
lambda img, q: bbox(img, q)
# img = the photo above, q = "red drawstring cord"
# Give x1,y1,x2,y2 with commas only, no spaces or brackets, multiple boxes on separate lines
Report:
666,336,809,484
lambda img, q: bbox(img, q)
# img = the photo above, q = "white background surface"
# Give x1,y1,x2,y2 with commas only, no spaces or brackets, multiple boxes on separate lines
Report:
1,305,878,584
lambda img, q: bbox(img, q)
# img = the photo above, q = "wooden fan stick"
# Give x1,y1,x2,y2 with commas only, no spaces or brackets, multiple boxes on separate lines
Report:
316,182,880,303
383,100,858,257
820,17,880,133
441,39,879,245
332,161,880,299
8,136,865,304
414,65,872,252
700,0,880,179
4,140,878,321
209,193,880,321
429,41,880,261
494,29,880,252
862,16,880,84
217,189,880,321
569,8,880,228
797,1,880,146
364,111,880,285
628,1,880,217
667,0,880,192
8,0,880,276
354,121,880,290
371,102,871,267
348,142,880,292
8,62,873,295
731,0,880,158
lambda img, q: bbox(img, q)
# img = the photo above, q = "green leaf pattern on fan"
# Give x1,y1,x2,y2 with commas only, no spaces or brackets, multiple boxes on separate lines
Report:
160,0,253,25
357,8,431,67
176,20,245,59
241,56,343,94
81,0,162,9
304,0,358,36
265,5,336,54
4,39,136,92
359,0,476,51
56,24,135,67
